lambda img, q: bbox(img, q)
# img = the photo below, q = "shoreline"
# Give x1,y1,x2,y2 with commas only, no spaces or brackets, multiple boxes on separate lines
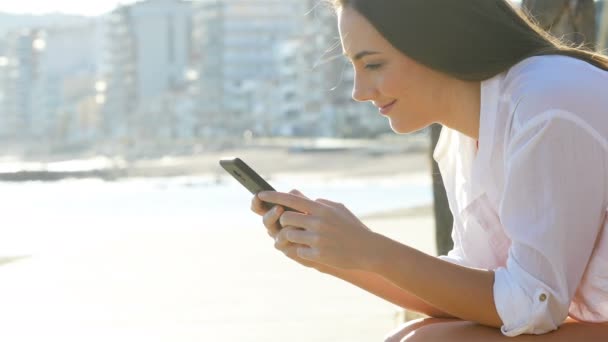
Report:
0,143,432,182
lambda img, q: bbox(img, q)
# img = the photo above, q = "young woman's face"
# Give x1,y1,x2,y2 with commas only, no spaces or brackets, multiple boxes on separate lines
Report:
338,6,448,134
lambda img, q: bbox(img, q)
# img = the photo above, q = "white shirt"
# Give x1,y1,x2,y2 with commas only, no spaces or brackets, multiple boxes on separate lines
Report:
434,55,608,336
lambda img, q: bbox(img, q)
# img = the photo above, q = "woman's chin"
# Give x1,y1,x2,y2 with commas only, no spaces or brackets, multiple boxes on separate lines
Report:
388,119,426,134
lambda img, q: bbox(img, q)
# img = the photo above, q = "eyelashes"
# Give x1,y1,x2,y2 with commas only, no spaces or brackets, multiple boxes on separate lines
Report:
364,63,383,70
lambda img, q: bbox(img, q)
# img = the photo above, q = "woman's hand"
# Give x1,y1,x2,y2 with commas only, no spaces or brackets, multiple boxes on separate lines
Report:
251,189,332,272
257,191,377,271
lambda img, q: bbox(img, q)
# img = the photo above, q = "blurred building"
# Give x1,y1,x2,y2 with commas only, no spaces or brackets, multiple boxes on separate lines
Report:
0,42,13,140
102,0,193,150
35,25,100,146
0,24,100,149
192,0,303,138
0,31,39,140
0,58,5,136
264,2,385,138
193,0,387,139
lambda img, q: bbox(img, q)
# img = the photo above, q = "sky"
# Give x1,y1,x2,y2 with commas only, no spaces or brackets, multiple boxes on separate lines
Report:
0,1,139,16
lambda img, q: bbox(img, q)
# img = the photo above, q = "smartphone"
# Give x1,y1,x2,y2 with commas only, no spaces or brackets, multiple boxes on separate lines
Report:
219,157,295,212
219,157,276,194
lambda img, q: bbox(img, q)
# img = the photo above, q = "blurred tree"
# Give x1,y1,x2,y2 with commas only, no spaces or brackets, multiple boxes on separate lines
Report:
431,124,453,256
522,0,597,48
599,1,608,50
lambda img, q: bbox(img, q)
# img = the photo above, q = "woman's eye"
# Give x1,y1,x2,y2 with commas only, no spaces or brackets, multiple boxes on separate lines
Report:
365,63,383,70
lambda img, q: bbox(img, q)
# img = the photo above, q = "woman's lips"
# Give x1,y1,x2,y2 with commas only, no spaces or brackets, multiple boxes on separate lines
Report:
379,100,397,115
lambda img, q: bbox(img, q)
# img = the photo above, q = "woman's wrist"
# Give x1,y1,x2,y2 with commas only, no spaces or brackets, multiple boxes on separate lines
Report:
313,261,348,276
358,231,391,273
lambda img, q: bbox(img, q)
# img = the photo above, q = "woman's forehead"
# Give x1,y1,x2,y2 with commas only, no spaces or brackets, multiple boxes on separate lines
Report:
338,7,385,58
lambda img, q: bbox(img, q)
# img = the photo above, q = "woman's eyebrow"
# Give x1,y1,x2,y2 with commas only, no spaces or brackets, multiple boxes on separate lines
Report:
343,50,381,61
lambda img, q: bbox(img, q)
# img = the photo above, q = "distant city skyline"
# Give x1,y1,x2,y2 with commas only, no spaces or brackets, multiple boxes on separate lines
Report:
0,1,139,16
30,1,608,18
3,0,525,16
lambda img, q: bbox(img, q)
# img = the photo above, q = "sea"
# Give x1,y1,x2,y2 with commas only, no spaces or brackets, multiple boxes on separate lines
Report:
0,174,432,255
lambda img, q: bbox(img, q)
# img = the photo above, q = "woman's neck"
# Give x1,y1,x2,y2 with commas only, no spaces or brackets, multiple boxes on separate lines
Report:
439,80,481,140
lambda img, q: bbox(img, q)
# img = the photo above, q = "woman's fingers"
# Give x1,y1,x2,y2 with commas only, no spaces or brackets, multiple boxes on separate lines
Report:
258,191,323,216
282,243,307,260
254,189,309,214
274,226,288,250
275,227,305,253
289,189,309,199
284,228,318,246
251,194,268,215
315,198,339,207
255,189,314,241
263,205,284,237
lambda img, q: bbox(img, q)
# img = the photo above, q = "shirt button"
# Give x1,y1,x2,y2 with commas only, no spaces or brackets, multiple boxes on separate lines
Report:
539,293,547,302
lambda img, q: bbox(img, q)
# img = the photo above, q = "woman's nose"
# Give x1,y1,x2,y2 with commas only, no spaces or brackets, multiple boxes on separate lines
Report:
352,75,376,102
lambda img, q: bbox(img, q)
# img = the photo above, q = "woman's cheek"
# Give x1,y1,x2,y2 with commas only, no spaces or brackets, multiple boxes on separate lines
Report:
380,74,403,97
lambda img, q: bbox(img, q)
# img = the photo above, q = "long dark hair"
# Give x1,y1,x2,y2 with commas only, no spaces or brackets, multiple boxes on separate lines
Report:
331,0,608,81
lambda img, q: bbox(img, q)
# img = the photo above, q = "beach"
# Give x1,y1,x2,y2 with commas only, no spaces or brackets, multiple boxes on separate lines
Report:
123,134,432,180
0,142,436,342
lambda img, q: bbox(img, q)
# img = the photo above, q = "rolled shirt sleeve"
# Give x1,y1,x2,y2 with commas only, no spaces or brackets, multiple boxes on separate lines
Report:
495,111,607,336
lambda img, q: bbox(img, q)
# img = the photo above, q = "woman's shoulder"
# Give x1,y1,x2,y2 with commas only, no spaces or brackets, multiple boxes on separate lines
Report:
502,55,607,99
498,55,608,131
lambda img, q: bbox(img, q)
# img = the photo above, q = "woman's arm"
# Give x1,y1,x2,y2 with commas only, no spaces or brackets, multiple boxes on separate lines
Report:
318,265,455,319
252,190,453,318
363,233,501,327
259,192,502,328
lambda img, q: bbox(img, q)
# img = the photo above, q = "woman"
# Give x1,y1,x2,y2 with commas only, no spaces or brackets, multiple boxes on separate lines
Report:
251,0,608,340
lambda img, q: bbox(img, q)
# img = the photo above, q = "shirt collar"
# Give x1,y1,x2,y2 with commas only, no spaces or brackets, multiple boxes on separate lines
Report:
432,72,502,208
470,73,501,187
433,73,501,166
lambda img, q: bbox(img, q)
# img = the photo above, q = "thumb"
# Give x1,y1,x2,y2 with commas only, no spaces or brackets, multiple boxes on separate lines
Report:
316,198,341,207
289,189,309,199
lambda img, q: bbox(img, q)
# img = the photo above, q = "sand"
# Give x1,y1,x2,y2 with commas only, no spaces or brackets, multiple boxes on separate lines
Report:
125,135,431,180
0,215,436,342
